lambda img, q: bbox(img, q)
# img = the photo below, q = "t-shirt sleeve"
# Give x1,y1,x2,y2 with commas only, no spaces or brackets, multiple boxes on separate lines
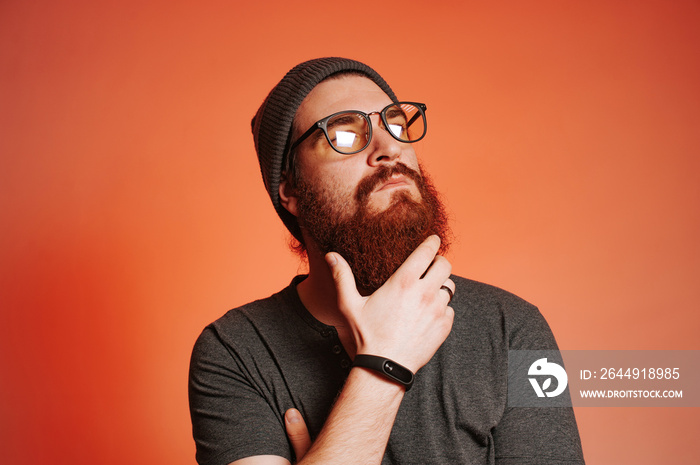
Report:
493,303,585,465
188,326,292,465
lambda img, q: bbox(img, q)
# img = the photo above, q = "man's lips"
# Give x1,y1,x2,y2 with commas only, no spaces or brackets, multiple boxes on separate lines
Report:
374,174,412,193
355,163,422,203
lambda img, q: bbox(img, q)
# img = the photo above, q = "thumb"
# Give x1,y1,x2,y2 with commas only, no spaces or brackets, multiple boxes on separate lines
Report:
325,252,361,310
285,408,311,462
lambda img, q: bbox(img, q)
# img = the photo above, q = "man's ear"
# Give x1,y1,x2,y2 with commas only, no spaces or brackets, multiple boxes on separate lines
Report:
279,172,299,217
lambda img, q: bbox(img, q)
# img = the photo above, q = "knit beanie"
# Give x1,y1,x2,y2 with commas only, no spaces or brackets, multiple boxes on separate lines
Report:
251,57,398,239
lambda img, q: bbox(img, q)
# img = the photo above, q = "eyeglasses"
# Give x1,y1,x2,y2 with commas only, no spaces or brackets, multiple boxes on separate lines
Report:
289,102,427,155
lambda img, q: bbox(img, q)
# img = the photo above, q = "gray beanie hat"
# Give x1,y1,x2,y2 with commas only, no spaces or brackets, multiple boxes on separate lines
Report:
251,57,398,239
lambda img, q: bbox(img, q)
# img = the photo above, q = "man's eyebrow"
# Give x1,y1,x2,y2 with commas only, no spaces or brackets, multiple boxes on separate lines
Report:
385,107,406,119
326,114,361,131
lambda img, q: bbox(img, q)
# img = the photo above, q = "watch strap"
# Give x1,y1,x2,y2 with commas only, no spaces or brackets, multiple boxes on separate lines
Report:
353,354,414,391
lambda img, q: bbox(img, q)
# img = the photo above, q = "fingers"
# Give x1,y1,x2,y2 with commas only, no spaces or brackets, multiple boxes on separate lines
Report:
327,236,449,293
421,254,452,287
325,252,361,309
285,408,311,462
389,235,443,285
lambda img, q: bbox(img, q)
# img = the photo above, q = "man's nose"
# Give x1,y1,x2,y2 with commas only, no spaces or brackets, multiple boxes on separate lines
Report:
366,116,402,166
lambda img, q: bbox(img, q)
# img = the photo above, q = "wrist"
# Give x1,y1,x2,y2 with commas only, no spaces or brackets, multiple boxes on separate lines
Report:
352,354,415,391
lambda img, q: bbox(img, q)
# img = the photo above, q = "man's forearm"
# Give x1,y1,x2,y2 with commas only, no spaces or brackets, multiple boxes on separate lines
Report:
297,367,405,465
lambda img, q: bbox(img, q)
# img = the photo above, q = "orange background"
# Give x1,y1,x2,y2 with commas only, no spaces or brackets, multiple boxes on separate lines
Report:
1,1,699,463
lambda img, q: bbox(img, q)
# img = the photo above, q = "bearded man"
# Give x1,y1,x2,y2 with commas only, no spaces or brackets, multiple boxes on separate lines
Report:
188,58,585,465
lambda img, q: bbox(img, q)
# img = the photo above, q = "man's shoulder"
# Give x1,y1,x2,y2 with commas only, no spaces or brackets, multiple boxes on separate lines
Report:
451,275,559,350
451,274,537,311
216,284,294,326
194,277,308,351
450,275,554,342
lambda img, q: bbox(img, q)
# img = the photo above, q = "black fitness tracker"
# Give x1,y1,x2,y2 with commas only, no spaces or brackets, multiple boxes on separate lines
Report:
353,354,414,391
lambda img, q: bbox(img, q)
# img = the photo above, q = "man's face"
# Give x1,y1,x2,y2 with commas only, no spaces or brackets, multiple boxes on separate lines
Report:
290,75,423,218
283,75,450,293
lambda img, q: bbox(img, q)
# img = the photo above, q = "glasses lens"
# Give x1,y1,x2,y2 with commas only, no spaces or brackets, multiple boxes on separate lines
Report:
326,112,369,154
384,103,426,142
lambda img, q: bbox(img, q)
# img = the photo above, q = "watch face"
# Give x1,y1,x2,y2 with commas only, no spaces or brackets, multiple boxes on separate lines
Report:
383,360,413,384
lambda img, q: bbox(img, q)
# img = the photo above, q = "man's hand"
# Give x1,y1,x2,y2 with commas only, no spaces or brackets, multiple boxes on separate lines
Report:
269,236,452,465
277,236,452,465
285,408,311,463
326,235,455,373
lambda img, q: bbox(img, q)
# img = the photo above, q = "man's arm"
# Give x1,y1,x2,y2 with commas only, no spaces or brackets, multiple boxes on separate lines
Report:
289,366,405,464
230,236,454,465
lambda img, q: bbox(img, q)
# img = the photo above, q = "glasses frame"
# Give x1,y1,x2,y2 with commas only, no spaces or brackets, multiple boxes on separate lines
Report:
288,101,428,156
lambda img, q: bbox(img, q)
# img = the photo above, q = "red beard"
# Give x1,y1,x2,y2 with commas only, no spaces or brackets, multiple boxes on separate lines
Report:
295,162,451,295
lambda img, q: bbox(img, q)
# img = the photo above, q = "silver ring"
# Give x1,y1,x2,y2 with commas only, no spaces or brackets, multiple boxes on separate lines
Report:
440,285,454,303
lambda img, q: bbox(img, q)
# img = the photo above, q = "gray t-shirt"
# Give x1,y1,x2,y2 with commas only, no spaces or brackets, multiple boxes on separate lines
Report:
189,275,585,465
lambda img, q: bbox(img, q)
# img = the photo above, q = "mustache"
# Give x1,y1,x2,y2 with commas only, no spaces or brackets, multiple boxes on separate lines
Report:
355,163,423,204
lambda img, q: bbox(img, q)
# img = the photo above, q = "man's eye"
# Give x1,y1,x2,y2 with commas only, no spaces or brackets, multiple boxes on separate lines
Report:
333,130,359,148
388,124,405,138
